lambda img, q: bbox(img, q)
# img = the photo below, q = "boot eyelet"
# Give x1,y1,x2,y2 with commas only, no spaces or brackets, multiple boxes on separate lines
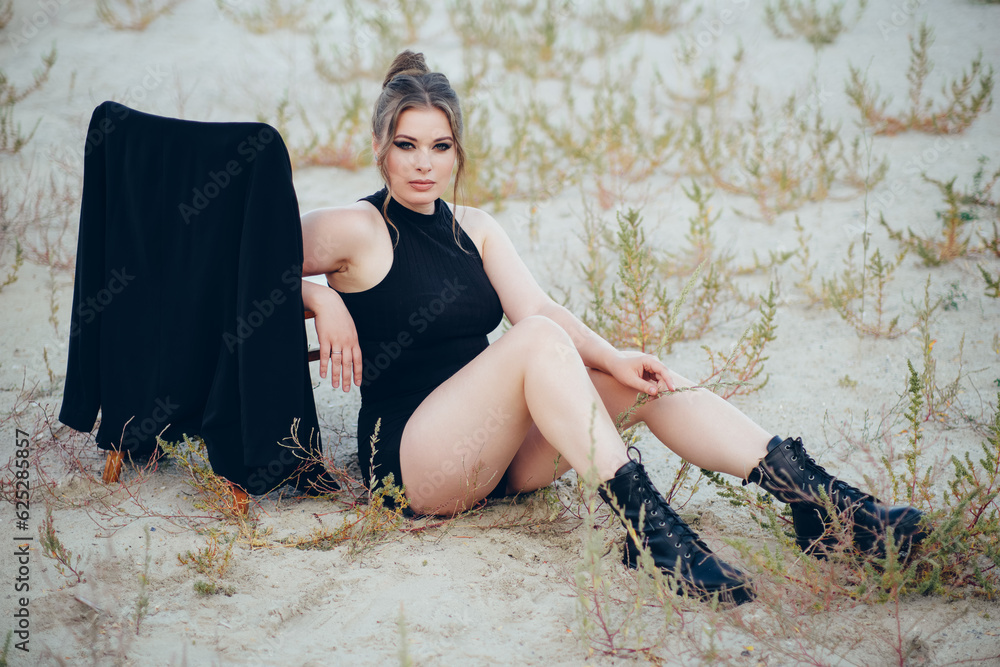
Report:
784,444,791,449
809,475,815,480
799,466,804,471
675,542,682,548
684,552,691,558
632,474,640,480
790,455,797,461
658,521,665,527
666,532,672,537
650,509,658,516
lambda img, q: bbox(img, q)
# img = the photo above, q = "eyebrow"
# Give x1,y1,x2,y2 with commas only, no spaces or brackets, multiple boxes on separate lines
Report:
394,134,454,142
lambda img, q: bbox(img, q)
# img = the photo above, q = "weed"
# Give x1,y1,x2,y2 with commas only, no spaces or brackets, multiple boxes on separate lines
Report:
215,0,317,34
311,3,403,84
846,22,994,135
96,0,182,31
0,44,57,154
158,435,257,524
261,87,373,170
838,375,858,388
0,630,10,666
666,48,744,110
177,530,234,578
685,87,886,221
585,0,686,37
980,264,1000,298
764,0,868,47
39,507,86,584
448,0,586,79
397,603,413,667
911,278,966,425
700,282,778,398
134,526,151,634
352,0,429,42
883,158,999,265
0,239,21,293
193,580,236,596
822,243,907,338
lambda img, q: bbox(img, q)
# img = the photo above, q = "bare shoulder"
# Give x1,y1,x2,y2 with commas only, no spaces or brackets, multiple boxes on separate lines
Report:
301,201,384,275
451,203,506,253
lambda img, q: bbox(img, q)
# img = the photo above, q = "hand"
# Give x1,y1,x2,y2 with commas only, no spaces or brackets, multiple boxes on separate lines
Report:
312,292,362,392
606,351,676,397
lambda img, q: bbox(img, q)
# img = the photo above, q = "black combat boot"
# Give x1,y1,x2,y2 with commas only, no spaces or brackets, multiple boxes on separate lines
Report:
746,437,928,561
600,454,755,605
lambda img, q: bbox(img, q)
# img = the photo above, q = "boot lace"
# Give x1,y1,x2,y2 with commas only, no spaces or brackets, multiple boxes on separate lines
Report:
629,457,709,555
783,437,876,505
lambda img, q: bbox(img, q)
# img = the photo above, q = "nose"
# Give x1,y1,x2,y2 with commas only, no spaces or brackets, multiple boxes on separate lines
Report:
413,148,431,172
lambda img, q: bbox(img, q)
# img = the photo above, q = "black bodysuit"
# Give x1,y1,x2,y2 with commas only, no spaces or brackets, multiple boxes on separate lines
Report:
334,188,504,493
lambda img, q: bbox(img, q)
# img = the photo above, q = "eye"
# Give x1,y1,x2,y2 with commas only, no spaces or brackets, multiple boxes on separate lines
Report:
435,142,453,151
393,141,414,150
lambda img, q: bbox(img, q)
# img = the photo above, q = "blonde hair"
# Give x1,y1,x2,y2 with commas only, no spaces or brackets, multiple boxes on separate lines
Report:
372,50,467,248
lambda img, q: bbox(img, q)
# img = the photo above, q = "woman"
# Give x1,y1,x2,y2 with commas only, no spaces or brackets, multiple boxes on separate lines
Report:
300,51,926,605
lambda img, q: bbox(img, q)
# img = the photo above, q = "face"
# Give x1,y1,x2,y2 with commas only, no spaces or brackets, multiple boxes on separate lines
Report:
376,106,456,215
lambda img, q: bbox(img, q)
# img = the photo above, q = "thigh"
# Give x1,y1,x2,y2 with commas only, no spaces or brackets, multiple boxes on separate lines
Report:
398,329,537,515
503,367,696,492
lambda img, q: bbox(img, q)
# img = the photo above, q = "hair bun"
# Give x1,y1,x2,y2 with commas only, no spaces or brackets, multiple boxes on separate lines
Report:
382,50,430,88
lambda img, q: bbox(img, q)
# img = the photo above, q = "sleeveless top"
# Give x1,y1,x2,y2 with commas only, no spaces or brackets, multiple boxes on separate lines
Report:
336,187,504,413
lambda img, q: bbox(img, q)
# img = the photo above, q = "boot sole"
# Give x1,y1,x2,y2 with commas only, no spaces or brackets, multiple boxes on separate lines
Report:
798,512,928,562
624,556,756,606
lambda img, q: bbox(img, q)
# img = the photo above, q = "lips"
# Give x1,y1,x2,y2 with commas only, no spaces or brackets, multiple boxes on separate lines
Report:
409,180,434,191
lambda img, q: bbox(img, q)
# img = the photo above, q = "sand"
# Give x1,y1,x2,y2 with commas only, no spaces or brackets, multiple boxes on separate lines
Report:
1,0,999,665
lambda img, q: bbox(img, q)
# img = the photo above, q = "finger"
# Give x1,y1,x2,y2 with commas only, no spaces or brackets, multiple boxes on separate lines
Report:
645,358,675,393
352,345,363,387
330,349,342,389
340,349,353,393
319,345,329,380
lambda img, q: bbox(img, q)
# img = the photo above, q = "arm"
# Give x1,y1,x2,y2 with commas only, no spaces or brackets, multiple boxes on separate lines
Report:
300,206,369,391
474,209,674,395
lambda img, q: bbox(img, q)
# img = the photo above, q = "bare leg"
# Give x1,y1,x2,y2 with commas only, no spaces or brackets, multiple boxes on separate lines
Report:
399,316,630,516
503,369,772,495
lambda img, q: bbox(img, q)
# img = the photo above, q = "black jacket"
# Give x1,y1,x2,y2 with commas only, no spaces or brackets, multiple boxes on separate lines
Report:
59,101,322,494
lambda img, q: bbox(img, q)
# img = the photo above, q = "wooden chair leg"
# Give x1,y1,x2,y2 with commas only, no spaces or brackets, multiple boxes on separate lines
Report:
227,482,250,517
103,451,124,484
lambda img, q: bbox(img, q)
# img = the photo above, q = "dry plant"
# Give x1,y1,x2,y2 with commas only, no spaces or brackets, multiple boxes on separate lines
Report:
96,0,182,31
281,421,411,558
214,0,317,34
883,157,1000,266
764,0,868,47
448,0,587,80
0,44,57,154
176,529,234,578
666,47,745,109
981,264,1000,298
583,0,687,37
685,87,887,221
350,0,429,42
846,22,994,135
698,282,778,399
261,87,373,170
39,507,87,584
0,0,12,29
157,435,258,525
822,242,908,338
532,68,679,208
311,2,405,85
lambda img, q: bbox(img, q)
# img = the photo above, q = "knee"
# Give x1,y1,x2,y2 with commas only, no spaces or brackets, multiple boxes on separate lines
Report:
509,315,579,361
